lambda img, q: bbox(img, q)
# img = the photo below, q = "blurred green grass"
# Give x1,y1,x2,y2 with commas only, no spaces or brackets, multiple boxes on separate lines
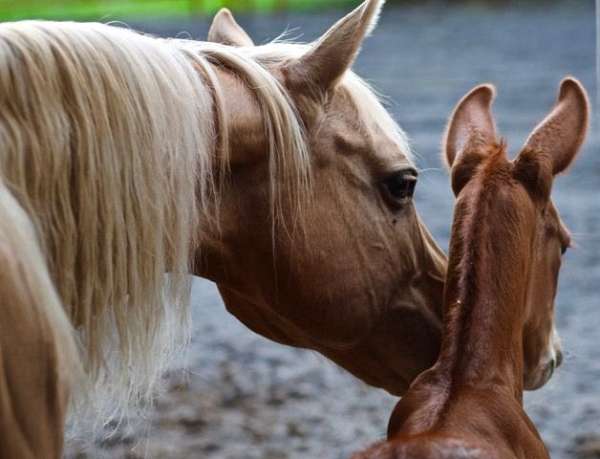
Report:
0,0,358,20
0,0,578,20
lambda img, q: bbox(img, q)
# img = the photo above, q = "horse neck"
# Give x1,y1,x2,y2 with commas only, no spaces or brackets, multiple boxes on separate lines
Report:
437,167,531,400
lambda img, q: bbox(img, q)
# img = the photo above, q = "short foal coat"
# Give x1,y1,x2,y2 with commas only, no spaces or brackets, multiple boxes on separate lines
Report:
355,78,589,459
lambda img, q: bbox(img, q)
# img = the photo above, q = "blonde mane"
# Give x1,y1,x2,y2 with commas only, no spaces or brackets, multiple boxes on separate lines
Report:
0,20,411,428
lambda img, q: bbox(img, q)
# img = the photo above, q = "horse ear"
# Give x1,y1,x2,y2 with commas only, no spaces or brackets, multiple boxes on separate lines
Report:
285,0,384,94
444,84,497,168
519,77,589,175
208,8,254,47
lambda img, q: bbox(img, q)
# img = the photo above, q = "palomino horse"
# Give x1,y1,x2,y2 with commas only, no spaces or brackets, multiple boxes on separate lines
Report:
0,0,446,456
354,78,590,459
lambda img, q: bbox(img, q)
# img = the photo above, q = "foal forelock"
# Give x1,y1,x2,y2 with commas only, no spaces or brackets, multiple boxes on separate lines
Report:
443,145,522,369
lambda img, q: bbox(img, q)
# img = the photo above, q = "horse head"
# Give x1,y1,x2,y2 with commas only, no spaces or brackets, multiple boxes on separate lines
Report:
195,0,447,395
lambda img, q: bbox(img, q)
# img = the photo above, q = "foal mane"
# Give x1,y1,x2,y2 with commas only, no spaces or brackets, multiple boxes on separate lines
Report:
445,144,508,355
433,143,522,417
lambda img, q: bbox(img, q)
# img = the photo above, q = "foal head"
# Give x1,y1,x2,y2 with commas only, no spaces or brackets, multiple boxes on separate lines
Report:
444,78,589,390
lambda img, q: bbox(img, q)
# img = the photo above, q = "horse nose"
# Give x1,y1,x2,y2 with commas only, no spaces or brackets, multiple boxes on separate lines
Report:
547,360,555,380
555,349,564,368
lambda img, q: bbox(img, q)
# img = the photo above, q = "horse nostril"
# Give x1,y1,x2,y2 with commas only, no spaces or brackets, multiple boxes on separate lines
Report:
556,349,564,368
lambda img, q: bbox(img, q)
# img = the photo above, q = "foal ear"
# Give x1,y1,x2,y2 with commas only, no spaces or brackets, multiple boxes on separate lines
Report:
444,84,497,168
285,0,384,94
520,77,589,175
208,8,255,47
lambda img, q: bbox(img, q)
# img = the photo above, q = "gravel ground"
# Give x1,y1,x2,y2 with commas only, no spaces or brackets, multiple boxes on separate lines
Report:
66,3,599,458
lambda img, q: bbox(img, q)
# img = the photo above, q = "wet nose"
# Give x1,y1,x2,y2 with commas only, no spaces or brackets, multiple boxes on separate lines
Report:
555,349,564,368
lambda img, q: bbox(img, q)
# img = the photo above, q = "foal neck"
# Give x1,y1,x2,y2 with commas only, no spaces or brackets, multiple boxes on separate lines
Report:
439,151,531,399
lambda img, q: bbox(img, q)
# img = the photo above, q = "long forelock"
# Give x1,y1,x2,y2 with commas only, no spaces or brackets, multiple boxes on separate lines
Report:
176,39,313,231
240,41,413,162
183,39,413,227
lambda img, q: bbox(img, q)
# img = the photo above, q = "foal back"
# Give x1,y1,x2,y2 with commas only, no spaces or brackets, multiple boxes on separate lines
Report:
362,367,549,459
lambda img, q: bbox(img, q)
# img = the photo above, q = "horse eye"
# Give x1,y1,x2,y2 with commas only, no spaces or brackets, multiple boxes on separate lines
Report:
381,169,418,206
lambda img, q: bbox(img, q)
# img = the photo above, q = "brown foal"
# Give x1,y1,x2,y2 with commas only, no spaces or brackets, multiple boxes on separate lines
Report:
354,77,590,459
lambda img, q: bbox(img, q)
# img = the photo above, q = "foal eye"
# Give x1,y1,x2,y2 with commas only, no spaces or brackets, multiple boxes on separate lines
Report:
381,168,418,207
